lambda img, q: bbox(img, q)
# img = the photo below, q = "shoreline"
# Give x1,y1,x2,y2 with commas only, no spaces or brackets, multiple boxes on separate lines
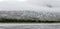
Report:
0,23,60,25
0,23,60,27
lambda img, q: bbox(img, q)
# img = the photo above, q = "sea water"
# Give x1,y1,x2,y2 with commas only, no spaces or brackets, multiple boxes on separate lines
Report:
0,25,60,29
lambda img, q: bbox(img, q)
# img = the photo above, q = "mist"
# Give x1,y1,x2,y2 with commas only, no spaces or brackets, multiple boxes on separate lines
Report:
0,0,59,12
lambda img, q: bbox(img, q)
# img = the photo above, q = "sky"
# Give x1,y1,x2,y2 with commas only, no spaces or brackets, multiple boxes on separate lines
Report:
0,0,60,12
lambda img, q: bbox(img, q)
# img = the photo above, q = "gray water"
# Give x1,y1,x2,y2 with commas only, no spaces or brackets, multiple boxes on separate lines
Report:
0,25,60,29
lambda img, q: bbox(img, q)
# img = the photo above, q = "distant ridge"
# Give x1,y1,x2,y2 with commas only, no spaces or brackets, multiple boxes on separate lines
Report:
0,10,60,21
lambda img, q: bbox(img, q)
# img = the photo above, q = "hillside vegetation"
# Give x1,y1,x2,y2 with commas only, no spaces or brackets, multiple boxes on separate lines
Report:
0,11,60,23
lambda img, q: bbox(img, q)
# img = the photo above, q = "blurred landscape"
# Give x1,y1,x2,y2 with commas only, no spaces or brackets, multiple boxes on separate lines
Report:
0,0,60,23
0,24,60,29
0,10,60,23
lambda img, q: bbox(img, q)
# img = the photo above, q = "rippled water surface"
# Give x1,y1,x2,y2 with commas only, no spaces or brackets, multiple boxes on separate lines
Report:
0,24,60,29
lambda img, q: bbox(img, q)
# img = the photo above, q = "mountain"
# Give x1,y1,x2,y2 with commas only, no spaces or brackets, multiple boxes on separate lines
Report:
0,10,60,21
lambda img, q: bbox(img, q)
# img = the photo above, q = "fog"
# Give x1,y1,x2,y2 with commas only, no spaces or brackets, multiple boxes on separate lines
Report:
0,0,60,12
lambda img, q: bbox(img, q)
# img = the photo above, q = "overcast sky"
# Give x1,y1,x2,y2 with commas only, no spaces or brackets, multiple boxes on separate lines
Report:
0,0,60,12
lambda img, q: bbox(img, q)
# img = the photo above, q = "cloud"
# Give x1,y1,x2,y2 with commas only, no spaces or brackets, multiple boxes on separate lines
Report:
0,0,60,12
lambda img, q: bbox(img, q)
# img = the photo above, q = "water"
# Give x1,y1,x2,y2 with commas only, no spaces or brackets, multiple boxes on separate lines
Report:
0,23,60,29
